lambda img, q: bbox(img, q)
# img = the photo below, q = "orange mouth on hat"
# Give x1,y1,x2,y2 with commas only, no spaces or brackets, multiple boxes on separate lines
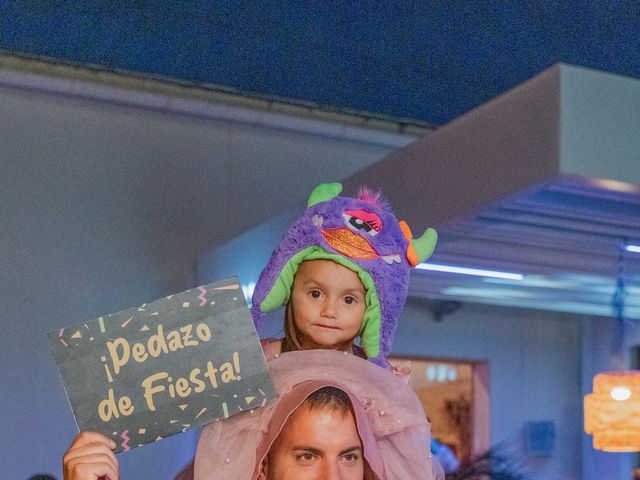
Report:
321,228,379,260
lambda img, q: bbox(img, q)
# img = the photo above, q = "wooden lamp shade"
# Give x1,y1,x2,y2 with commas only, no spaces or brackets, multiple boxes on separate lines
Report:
584,371,640,452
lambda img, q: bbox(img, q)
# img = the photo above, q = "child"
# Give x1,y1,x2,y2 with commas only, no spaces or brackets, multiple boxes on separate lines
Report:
251,182,437,368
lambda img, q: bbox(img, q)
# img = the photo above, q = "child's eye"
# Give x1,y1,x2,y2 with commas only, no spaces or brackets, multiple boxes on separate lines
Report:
344,295,357,305
309,290,322,299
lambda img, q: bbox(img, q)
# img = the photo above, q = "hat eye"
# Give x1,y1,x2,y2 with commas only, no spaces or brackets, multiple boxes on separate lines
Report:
343,210,382,237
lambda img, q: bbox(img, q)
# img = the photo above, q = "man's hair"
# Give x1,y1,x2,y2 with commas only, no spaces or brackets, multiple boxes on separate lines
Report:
303,386,352,415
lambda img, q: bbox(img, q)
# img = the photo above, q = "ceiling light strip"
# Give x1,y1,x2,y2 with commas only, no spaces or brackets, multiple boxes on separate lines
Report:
416,263,524,280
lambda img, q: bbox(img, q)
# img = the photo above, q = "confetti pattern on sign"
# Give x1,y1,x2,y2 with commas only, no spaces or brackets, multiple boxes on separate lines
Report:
121,315,134,328
198,286,208,306
121,430,131,452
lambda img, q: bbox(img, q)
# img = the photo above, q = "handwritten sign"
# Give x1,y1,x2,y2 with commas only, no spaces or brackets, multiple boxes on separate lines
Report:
48,277,275,453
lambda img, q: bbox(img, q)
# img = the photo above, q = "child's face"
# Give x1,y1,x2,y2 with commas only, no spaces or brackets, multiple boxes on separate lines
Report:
291,260,366,351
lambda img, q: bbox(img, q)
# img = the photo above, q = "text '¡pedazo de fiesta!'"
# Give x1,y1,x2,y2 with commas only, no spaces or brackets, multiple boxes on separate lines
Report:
98,322,241,422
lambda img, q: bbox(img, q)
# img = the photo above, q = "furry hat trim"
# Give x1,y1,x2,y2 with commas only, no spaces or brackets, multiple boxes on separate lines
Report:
258,245,381,357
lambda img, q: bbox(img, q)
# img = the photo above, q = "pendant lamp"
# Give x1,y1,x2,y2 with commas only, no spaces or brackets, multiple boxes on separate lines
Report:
584,370,640,452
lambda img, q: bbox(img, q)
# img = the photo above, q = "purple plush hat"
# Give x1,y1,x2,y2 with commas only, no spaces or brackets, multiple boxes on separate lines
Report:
251,182,437,366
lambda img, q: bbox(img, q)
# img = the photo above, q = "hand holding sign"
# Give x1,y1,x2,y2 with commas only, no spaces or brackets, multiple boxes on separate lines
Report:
49,277,275,453
63,431,119,480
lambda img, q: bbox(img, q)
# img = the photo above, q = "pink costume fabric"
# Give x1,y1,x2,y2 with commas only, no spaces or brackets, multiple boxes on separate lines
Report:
260,337,412,383
192,350,443,480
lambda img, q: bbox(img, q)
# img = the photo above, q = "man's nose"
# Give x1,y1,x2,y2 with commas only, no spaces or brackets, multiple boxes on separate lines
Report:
319,460,342,480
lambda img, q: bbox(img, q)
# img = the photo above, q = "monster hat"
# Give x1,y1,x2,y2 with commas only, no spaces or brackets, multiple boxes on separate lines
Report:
251,182,437,366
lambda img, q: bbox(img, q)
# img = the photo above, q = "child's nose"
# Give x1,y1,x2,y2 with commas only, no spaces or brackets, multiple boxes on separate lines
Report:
321,298,337,317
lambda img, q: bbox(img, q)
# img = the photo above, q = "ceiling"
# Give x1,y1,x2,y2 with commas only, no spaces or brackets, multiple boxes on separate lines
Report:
345,65,640,321
409,175,640,319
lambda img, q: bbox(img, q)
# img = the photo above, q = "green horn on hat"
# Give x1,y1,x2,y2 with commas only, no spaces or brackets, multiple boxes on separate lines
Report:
307,182,343,207
411,227,438,263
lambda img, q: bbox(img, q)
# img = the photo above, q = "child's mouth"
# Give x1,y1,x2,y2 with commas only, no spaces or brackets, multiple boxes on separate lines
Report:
316,323,340,330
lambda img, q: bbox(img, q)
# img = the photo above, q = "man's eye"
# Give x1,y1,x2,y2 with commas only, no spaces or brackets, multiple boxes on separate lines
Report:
297,453,316,463
342,453,360,464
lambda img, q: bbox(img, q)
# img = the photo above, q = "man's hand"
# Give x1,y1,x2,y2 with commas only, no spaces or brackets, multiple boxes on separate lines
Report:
63,431,119,480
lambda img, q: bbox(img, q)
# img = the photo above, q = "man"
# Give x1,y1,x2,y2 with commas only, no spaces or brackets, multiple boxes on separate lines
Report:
64,350,443,480
193,350,442,480
264,386,367,479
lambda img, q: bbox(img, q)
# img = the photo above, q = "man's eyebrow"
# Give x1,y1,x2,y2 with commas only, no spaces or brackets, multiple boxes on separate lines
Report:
339,446,363,456
292,446,322,455
291,445,362,456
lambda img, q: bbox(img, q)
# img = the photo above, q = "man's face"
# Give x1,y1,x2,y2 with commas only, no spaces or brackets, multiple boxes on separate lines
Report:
266,403,365,480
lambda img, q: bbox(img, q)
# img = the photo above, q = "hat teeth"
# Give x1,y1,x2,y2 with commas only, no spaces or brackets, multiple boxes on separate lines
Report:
382,254,401,264
312,214,323,227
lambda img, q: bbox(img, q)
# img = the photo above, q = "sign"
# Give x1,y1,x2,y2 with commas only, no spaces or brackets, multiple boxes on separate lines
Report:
48,277,275,453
